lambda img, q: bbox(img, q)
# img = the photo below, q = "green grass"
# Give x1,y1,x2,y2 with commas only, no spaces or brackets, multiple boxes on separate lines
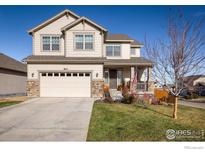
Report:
0,101,22,108
87,102,205,141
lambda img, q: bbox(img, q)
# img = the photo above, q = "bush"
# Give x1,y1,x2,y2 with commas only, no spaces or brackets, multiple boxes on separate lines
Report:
192,93,198,99
121,94,134,104
104,97,114,103
94,97,114,104
151,98,160,105
184,92,199,99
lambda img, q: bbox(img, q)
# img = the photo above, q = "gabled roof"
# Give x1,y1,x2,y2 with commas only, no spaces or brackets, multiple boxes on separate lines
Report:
106,34,134,41
105,34,143,46
131,40,143,47
0,53,27,73
28,9,80,35
61,16,107,32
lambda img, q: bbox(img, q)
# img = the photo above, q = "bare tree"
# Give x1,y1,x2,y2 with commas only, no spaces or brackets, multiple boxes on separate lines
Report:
144,11,205,119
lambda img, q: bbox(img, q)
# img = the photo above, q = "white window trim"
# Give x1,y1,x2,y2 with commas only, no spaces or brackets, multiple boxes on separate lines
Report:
41,34,61,52
131,48,136,55
73,33,95,51
106,44,121,57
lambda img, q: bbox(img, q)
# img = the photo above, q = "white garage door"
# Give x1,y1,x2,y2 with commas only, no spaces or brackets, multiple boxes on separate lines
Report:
40,72,91,97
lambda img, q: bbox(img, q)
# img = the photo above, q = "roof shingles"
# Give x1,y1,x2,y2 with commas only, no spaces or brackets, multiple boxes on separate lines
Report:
0,53,27,73
23,55,153,66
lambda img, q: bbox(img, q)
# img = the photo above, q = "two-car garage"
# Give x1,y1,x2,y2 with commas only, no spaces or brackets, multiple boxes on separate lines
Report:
40,72,91,97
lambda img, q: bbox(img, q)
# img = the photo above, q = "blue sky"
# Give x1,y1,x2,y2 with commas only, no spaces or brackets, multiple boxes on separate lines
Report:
0,5,205,61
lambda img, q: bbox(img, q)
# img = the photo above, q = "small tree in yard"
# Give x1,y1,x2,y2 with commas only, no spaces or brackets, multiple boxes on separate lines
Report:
145,11,205,119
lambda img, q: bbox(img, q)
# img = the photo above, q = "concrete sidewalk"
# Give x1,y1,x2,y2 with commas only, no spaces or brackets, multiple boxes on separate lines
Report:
179,100,205,109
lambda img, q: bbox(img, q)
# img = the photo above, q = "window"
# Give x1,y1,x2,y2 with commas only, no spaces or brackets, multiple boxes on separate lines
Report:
85,35,93,49
117,70,123,86
47,73,53,77
74,34,94,50
54,73,59,76
60,73,65,76
75,35,84,49
73,73,78,76
85,73,90,77
67,73,71,76
79,73,84,77
41,73,47,76
42,36,60,51
131,48,136,55
106,44,121,56
104,71,109,84
52,37,60,51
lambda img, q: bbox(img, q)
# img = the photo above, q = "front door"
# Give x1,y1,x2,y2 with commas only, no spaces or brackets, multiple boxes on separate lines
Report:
109,69,117,89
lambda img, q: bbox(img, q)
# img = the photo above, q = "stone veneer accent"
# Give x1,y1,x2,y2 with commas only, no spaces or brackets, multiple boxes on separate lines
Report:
91,79,104,98
27,80,40,97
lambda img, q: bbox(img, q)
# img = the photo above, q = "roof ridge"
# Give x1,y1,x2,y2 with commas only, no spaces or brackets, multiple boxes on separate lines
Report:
61,16,107,32
28,9,80,34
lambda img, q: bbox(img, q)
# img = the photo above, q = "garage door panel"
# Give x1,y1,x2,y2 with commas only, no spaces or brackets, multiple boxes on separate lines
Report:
40,72,91,97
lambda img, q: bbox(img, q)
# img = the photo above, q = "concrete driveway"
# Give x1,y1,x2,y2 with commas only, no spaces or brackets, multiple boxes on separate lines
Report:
0,97,94,141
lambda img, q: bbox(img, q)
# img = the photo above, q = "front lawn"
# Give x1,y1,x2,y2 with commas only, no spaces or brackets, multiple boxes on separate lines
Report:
0,101,22,108
87,102,205,141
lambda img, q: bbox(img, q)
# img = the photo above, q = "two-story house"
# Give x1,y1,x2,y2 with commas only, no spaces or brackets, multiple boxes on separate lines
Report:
23,9,153,98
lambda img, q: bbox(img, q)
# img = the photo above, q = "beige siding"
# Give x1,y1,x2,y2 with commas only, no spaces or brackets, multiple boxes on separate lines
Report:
0,70,26,95
27,64,103,80
33,15,76,56
104,43,131,59
65,22,103,57
130,48,141,57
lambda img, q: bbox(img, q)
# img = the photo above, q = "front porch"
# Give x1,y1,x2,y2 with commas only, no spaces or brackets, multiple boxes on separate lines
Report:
103,65,154,94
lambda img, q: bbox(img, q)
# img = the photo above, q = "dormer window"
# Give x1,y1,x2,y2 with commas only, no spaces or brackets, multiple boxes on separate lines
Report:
42,35,60,51
74,34,94,50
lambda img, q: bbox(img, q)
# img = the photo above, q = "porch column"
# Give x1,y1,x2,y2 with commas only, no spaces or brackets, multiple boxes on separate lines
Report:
130,66,134,92
130,66,137,92
131,66,135,81
146,67,150,91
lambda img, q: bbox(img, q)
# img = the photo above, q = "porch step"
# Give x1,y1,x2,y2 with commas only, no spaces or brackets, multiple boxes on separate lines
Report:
109,89,123,101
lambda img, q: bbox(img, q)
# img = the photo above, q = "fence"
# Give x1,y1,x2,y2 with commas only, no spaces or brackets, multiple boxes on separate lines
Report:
154,88,175,103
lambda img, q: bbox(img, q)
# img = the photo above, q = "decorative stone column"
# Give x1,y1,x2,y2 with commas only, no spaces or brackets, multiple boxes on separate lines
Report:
27,80,40,97
91,79,104,98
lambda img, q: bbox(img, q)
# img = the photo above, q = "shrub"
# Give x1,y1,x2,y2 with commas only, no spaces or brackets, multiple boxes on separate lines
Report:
121,94,134,104
184,92,199,99
104,97,114,103
151,97,160,105
94,97,114,104
122,85,129,96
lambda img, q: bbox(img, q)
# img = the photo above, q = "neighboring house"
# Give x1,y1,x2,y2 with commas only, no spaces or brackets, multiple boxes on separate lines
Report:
0,53,27,96
180,75,205,96
23,9,153,98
